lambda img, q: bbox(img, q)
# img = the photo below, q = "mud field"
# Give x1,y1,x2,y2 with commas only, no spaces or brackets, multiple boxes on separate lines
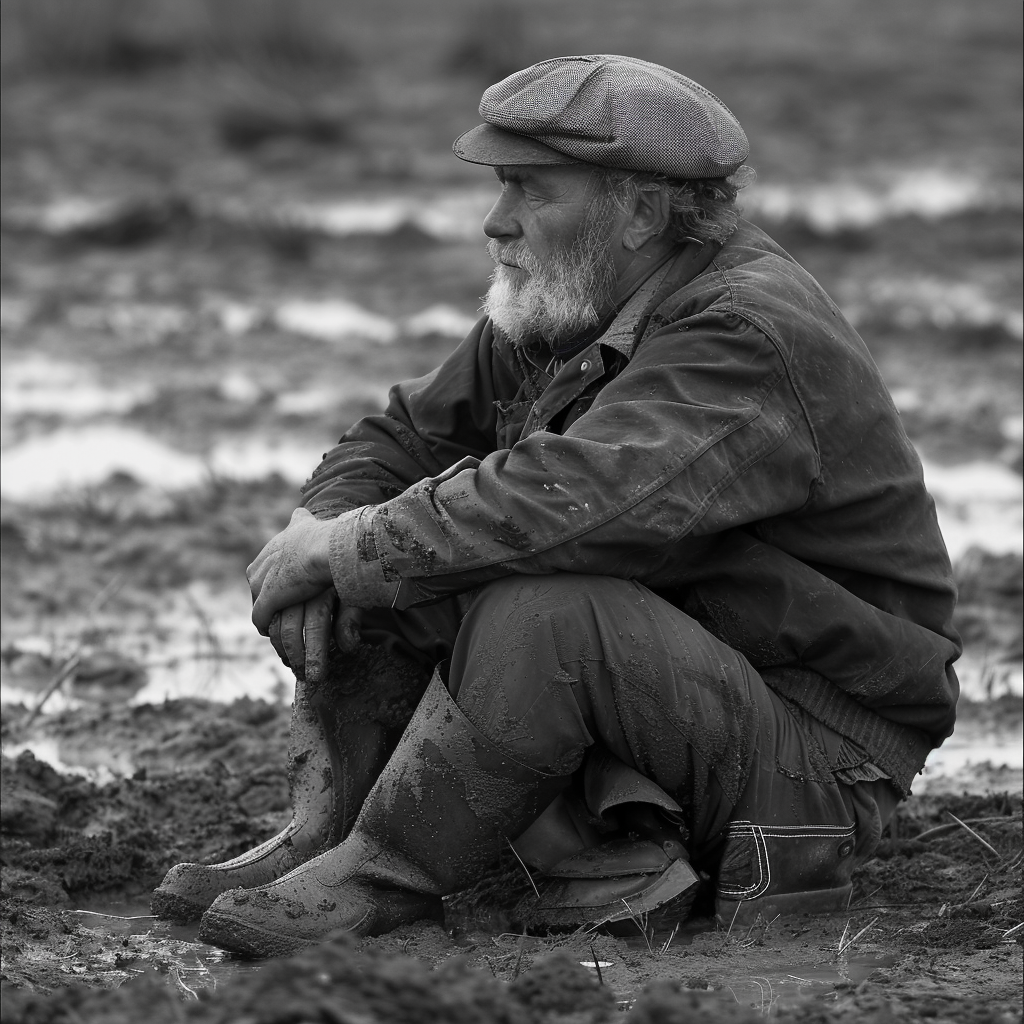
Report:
1,1,1023,1021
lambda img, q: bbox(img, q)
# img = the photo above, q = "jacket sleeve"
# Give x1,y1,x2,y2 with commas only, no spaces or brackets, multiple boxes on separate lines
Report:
301,318,514,519
360,312,824,604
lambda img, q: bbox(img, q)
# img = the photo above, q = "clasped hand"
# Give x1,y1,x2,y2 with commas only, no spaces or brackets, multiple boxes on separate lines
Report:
246,508,360,683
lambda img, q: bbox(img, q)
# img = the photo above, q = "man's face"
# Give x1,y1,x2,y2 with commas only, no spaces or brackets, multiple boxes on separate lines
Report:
481,164,626,347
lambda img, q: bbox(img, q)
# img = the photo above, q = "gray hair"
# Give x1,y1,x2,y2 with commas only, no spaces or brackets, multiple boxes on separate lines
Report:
598,164,756,246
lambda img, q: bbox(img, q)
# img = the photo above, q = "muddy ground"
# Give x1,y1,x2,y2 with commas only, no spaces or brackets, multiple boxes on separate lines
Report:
1,0,1023,1020
0,700,1021,1022
0,688,1019,1024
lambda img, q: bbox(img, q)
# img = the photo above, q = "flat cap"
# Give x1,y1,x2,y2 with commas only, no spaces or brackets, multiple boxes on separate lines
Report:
454,54,748,179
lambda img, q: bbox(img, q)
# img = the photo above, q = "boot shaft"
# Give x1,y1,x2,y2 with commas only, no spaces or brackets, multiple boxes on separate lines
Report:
355,671,570,893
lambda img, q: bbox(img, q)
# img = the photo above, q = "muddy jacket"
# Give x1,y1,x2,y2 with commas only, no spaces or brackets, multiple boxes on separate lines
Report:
303,220,960,794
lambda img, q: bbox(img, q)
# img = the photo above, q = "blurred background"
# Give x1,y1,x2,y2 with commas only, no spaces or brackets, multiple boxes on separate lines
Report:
0,1,1020,754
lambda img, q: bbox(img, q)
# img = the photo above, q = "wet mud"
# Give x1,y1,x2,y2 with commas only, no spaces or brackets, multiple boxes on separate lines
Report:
2,0,1022,1019
1,695,1021,1022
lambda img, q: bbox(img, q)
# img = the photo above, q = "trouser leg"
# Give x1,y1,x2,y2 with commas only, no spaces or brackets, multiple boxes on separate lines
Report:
447,574,897,916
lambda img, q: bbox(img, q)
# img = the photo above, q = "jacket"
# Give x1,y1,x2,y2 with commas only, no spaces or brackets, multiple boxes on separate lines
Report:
302,219,961,794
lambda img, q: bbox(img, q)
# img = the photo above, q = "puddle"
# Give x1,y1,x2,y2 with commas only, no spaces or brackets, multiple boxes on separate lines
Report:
404,303,479,339
11,171,1018,247
841,275,1023,341
1,580,295,721
68,893,266,993
2,417,1021,561
69,890,898,1012
0,355,154,421
743,167,1019,234
0,424,209,498
955,654,1023,701
273,298,398,345
0,424,325,497
719,952,897,1017
921,459,1023,560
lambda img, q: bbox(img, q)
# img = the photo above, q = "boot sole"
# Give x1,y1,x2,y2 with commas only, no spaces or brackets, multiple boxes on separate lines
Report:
715,883,854,926
198,909,315,959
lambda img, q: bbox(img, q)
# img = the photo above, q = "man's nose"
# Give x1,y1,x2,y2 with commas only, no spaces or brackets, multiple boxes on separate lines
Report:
482,191,521,240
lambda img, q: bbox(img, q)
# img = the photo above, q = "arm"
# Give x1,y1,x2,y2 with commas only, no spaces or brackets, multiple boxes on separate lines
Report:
360,312,821,602
251,312,818,637
253,317,518,677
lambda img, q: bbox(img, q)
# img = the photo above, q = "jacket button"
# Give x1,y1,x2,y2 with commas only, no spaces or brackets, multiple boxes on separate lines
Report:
838,840,854,858
580,360,590,372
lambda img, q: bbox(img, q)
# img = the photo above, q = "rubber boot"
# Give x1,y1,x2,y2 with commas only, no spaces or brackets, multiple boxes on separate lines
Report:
151,646,429,923
197,672,570,957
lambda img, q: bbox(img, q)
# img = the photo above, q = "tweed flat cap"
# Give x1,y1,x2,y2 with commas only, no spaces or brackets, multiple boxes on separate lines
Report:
453,55,748,179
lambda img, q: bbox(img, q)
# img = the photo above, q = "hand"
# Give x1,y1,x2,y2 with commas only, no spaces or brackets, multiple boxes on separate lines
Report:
268,595,364,683
248,508,335,636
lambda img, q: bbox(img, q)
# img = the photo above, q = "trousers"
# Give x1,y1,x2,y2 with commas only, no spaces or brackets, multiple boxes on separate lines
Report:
363,573,901,904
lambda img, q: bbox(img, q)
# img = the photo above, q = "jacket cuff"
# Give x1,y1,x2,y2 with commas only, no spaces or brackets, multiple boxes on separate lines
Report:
328,506,400,609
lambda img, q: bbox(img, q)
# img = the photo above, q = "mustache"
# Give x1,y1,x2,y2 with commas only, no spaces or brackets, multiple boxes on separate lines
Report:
487,238,537,271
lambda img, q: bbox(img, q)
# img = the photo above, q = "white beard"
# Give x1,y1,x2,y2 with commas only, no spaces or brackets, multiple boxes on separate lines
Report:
481,211,619,347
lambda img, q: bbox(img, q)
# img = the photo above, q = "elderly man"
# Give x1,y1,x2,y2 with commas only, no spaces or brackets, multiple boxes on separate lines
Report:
153,55,959,957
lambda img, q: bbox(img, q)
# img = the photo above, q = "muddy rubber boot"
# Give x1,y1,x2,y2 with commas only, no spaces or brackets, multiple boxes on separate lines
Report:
197,672,569,957
151,646,428,924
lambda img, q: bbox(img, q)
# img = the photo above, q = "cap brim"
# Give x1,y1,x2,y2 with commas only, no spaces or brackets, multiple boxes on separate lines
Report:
453,123,581,167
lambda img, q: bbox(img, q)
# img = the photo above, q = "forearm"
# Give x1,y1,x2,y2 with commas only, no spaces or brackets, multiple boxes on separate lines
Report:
358,388,816,602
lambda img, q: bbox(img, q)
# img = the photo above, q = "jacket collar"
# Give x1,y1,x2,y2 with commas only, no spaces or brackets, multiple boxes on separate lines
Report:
591,236,724,358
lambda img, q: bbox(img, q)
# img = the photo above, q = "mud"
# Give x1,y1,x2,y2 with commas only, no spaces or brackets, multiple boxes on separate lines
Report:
1,696,1021,1022
2,0,1023,1019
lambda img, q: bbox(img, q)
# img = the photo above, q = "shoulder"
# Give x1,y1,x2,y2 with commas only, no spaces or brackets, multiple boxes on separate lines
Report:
655,221,833,324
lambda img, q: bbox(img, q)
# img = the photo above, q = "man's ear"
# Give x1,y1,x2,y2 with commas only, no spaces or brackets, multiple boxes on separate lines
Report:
622,187,671,252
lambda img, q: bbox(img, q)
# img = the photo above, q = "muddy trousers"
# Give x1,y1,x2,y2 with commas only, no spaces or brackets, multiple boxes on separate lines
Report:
393,573,901,918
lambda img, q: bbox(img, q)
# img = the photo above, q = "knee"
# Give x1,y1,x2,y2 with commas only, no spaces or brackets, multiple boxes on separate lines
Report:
459,573,636,643
448,574,594,695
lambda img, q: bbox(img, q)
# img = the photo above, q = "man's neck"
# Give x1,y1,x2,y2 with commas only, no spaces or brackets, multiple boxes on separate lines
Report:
609,241,684,309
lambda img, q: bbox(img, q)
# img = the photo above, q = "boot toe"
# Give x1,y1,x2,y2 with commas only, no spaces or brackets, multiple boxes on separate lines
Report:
151,862,229,923
198,872,443,957
199,880,364,957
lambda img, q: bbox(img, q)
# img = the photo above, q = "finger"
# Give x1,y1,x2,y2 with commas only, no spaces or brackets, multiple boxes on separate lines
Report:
246,556,264,603
302,590,336,685
268,613,289,668
245,539,277,598
248,548,277,616
252,574,281,635
333,606,363,654
278,604,306,679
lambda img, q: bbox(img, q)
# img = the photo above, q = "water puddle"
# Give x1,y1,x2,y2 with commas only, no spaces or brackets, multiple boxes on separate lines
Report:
11,169,1017,246
718,952,897,1016
2,417,1020,560
67,894,266,994
272,297,398,344
743,167,1020,234
70,891,898,1012
921,459,1023,560
840,275,1023,342
0,355,154,420
1,580,295,724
